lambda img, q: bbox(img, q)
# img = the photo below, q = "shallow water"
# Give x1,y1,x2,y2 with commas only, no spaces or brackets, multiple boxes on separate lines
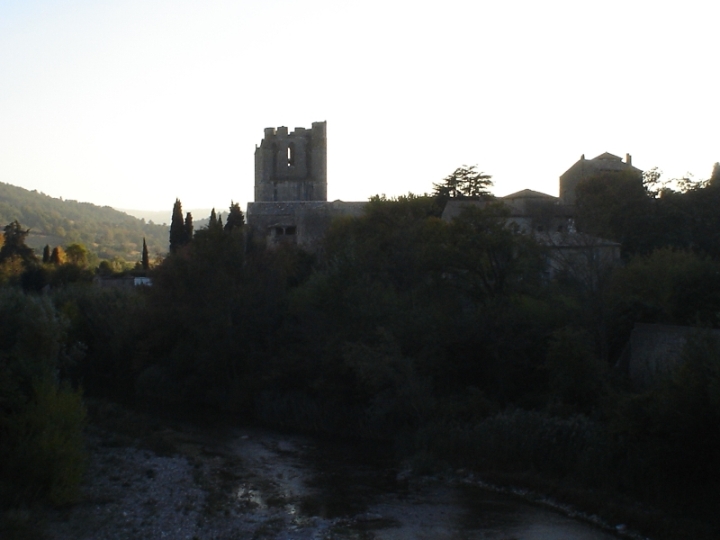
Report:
229,430,621,539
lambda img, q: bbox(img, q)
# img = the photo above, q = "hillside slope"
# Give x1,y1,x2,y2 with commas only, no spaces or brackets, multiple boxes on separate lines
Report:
0,182,168,262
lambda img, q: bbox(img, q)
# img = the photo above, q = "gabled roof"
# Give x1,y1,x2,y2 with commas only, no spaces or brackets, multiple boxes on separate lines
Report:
502,189,558,201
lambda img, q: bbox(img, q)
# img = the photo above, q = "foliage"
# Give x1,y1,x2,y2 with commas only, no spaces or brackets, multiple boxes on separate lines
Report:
432,165,493,200
50,246,66,265
442,203,543,302
51,285,146,401
608,248,720,329
545,327,608,413
0,221,37,266
64,243,89,267
1,379,86,505
0,289,86,506
578,166,720,261
609,331,720,505
224,201,245,233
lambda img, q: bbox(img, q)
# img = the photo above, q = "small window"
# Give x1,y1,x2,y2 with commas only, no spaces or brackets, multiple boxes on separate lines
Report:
285,226,297,235
287,143,296,166
274,227,284,236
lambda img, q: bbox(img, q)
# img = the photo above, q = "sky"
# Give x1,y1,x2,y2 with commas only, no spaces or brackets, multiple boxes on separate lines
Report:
1,0,718,213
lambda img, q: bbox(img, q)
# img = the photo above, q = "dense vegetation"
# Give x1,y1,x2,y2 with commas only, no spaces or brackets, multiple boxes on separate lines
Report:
2,168,720,538
0,181,167,263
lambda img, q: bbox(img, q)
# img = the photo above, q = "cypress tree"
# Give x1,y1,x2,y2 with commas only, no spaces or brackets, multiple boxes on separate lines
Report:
184,212,194,243
50,246,65,265
42,244,50,264
169,199,185,253
224,201,245,233
208,208,224,235
142,238,150,270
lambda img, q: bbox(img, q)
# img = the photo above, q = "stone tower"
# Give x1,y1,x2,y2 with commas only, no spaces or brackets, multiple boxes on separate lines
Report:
559,152,642,205
254,121,327,202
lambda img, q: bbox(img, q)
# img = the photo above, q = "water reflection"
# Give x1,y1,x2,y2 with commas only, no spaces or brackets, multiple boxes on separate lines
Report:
298,439,619,539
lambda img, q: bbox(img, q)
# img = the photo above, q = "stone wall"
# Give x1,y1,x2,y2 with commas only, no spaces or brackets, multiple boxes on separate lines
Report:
620,323,720,389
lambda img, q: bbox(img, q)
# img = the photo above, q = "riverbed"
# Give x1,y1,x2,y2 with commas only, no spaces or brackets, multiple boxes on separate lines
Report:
36,414,628,540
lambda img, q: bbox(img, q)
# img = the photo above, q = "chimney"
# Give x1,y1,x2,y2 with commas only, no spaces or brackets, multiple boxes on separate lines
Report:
626,153,632,166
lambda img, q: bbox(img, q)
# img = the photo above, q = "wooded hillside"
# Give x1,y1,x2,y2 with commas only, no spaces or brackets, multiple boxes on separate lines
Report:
0,182,168,262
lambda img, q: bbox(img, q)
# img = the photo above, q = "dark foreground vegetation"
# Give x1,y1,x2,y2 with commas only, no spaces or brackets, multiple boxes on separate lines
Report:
3,168,720,539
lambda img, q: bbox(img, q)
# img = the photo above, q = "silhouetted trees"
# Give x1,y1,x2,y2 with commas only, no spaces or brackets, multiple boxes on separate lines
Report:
169,199,185,253
224,201,245,233
0,220,37,266
433,165,493,200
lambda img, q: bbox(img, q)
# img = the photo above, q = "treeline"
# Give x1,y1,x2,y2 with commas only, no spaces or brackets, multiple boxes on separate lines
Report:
2,171,720,538
0,181,167,262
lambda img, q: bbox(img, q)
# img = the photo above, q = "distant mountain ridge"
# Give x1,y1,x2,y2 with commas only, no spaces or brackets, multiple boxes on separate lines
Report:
0,181,168,262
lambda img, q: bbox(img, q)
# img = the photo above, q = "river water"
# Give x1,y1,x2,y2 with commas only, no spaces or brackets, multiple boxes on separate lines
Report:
227,429,622,540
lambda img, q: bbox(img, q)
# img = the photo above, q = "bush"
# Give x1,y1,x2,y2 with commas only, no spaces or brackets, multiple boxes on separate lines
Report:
0,288,87,506
414,408,610,485
0,379,86,505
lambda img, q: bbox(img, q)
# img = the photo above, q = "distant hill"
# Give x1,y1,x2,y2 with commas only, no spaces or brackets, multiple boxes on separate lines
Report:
119,208,216,227
0,182,169,262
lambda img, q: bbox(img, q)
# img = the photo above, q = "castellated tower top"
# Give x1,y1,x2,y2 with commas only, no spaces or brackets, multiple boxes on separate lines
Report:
254,121,327,202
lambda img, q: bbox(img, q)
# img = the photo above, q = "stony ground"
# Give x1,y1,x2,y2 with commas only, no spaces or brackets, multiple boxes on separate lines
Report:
33,404,364,540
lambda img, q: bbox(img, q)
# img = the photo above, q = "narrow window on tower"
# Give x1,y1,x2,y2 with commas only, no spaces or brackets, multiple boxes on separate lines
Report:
287,143,296,167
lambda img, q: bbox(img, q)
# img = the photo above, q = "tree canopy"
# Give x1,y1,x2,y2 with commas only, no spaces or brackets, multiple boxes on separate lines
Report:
432,165,493,200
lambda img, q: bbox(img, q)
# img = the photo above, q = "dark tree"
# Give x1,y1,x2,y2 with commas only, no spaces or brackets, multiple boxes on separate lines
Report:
0,220,37,265
207,208,224,234
433,165,493,200
184,212,194,243
142,237,150,271
169,199,186,254
42,244,50,264
224,201,245,233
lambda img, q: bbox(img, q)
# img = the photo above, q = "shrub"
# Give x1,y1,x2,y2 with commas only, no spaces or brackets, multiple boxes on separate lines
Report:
0,379,86,505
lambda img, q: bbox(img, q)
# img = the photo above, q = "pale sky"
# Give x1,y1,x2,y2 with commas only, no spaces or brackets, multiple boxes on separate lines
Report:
1,0,718,212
